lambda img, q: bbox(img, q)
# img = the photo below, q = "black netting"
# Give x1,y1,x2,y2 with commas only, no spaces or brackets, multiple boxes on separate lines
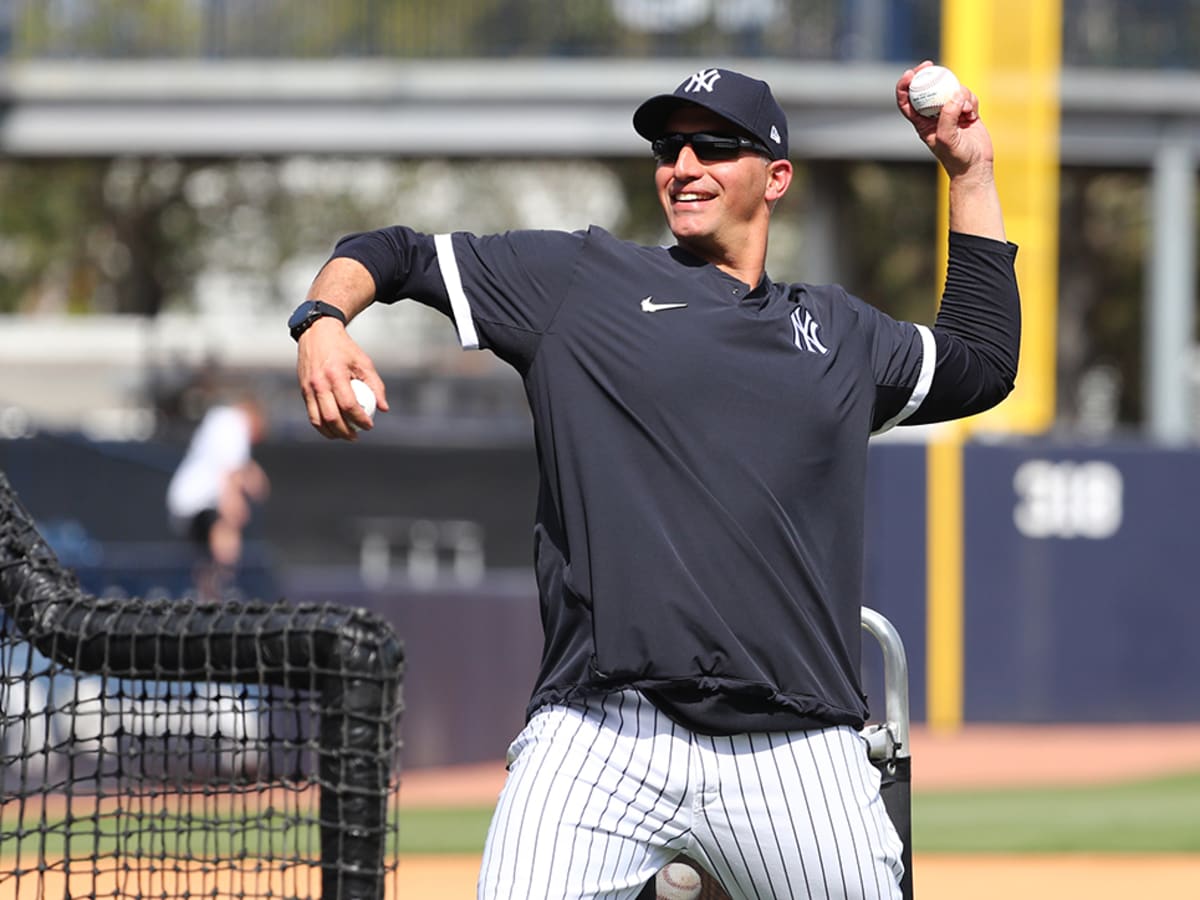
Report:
0,472,404,900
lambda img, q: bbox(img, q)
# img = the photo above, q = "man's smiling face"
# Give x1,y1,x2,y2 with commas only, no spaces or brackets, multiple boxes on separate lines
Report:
654,106,780,265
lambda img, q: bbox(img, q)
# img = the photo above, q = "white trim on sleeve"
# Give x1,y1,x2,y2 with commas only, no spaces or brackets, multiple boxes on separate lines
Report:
434,232,480,350
873,323,937,435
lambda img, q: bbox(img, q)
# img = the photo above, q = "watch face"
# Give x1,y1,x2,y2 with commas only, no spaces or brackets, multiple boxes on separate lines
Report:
290,301,345,340
288,302,318,330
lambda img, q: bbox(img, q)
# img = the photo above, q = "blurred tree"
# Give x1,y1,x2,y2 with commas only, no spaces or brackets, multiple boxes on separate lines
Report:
0,152,1174,435
0,158,207,315
1057,168,1148,428
0,155,632,318
0,160,101,313
829,160,939,325
1062,0,1200,68
17,0,203,57
5,0,931,61
3,0,1198,65
102,158,208,316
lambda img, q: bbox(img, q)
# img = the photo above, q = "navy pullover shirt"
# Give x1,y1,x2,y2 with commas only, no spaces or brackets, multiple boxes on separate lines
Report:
333,225,1019,735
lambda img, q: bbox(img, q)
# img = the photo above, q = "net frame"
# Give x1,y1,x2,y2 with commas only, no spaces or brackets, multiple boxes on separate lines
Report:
0,471,404,900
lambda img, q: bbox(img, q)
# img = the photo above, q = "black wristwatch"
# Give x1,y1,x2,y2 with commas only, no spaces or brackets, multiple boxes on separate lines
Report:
288,300,347,342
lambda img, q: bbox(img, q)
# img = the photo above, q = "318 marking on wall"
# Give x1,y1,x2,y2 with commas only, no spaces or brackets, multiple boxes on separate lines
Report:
1012,460,1124,539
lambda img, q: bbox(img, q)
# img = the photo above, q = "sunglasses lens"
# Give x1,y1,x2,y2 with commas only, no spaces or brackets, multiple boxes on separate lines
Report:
690,136,741,161
653,133,757,163
653,136,684,163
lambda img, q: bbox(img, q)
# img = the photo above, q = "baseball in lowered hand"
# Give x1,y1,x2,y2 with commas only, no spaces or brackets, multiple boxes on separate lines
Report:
350,378,377,422
908,65,960,117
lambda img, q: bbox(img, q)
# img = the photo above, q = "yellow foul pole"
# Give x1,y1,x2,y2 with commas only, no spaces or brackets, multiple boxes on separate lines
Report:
926,0,1062,731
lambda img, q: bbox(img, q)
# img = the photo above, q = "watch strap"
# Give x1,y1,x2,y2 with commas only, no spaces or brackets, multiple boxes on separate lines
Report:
289,300,347,342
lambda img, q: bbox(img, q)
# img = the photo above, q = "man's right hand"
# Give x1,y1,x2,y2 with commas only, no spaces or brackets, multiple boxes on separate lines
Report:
296,317,389,441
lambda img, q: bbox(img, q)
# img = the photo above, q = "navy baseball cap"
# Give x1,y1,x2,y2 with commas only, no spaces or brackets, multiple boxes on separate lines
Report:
633,67,789,160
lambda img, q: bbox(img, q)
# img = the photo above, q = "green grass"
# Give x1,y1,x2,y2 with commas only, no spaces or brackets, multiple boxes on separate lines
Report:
397,807,494,854
0,805,493,860
0,808,332,860
396,772,1200,856
6,773,1200,860
913,772,1200,853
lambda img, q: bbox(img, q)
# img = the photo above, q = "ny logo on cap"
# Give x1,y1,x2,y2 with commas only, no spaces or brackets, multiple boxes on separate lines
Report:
683,68,721,93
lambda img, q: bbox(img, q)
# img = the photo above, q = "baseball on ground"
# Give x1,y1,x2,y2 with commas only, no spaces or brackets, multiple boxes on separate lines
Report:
656,861,703,900
907,64,961,117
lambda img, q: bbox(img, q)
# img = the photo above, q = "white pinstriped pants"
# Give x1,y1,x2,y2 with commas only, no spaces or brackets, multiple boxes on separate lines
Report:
478,689,903,900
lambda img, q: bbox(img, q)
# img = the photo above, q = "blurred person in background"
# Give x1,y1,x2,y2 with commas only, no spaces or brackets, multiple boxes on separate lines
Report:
166,394,269,600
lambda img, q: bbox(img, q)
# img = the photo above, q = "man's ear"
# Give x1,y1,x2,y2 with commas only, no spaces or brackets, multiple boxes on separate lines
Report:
765,159,793,204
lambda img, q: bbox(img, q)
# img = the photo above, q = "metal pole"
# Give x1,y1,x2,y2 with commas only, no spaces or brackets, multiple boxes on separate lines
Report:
861,605,911,758
1146,128,1196,444
861,606,913,900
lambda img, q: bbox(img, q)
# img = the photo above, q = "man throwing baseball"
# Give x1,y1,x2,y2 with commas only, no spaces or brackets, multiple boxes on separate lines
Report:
292,61,1018,900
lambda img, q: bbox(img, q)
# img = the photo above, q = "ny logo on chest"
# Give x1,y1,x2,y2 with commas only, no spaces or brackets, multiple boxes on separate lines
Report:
790,307,829,355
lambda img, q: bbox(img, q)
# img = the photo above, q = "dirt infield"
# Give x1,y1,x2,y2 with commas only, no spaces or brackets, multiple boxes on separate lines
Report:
905,722,1200,789
393,853,1200,899
0,862,325,900
395,723,1200,898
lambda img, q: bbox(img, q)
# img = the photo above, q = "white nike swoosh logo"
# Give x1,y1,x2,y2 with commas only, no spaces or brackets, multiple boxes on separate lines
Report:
641,297,688,313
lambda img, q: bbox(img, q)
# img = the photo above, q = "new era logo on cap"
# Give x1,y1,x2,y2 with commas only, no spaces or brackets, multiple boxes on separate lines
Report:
633,67,789,160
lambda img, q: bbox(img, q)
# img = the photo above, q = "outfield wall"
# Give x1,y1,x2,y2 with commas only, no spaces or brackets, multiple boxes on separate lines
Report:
3,434,1199,768
964,442,1200,722
860,439,1200,726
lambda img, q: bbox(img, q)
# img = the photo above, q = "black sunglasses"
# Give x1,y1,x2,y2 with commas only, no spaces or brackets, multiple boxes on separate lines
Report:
651,132,772,164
